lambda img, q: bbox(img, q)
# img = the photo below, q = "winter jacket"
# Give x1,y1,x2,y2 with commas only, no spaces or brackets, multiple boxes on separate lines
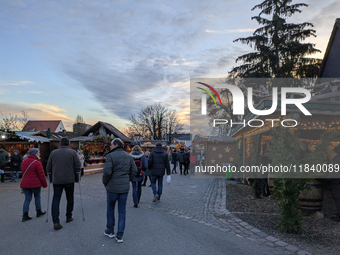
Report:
103,147,137,193
130,151,148,182
148,145,170,176
178,150,186,163
46,146,81,184
0,150,9,167
10,154,22,171
171,152,178,164
20,155,47,189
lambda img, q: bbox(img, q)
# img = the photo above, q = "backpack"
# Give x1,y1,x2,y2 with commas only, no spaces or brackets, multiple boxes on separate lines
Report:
134,158,143,177
179,151,185,163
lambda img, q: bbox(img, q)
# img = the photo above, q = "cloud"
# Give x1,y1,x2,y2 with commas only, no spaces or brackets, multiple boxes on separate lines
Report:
0,102,73,127
205,28,255,34
0,80,33,86
29,104,67,112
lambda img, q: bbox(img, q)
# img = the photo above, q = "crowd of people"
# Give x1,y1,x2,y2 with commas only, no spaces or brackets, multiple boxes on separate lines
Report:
0,139,197,243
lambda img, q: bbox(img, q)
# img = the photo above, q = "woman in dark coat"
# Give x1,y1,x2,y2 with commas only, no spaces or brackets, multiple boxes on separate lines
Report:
130,145,148,207
142,150,151,186
10,150,22,182
20,148,48,222
171,149,178,174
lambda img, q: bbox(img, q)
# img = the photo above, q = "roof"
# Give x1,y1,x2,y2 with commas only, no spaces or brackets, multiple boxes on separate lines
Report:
208,136,235,142
318,18,340,78
16,135,51,143
192,135,209,142
171,134,191,141
192,135,234,143
22,120,62,132
81,121,131,143
69,136,95,142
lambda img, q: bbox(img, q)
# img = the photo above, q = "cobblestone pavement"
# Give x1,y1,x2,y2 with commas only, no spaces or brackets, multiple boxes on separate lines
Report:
136,169,312,255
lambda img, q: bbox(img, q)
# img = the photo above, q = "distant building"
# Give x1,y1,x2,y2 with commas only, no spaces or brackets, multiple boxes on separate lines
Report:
22,120,66,133
73,122,91,135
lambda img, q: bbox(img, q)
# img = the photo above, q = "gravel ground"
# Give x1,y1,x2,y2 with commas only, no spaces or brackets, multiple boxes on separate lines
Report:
225,181,340,255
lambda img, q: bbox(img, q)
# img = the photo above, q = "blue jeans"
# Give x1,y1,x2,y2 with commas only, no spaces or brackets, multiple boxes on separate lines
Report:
23,188,41,213
52,183,74,224
11,170,20,181
106,192,128,238
132,181,142,205
151,175,163,200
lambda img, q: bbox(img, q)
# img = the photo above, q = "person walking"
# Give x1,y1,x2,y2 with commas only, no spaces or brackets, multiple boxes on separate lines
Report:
0,146,9,183
20,148,48,222
103,138,137,243
10,150,22,182
171,149,178,174
148,143,170,202
142,150,151,186
185,148,190,175
77,150,85,176
130,145,147,208
46,138,81,230
178,147,186,175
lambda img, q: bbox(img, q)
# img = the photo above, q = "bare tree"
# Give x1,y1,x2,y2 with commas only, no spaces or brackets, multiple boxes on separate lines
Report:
73,114,88,135
75,114,85,124
127,103,183,141
0,110,29,131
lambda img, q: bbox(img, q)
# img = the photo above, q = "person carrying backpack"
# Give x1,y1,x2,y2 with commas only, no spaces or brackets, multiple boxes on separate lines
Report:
178,147,187,175
148,143,170,202
130,145,148,208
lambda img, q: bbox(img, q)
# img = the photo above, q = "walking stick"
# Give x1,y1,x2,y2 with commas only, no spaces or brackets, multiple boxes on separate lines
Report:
46,173,51,223
78,172,85,221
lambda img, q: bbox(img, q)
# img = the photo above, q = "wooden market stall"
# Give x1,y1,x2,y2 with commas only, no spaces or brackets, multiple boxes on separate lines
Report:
74,121,132,175
0,131,50,177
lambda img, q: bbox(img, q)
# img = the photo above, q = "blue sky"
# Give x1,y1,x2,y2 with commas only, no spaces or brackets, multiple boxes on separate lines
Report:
0,0,338,132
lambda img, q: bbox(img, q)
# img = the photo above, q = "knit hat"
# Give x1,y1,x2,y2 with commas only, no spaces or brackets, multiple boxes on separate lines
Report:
28,148,39,156
156,143,162,147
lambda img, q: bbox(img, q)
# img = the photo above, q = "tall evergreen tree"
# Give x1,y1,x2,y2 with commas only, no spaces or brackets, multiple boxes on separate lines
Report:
229,0,321,79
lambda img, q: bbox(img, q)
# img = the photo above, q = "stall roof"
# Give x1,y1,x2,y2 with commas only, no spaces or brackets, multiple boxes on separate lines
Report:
69,136,96,142
81,121,131,143
16,134,51,143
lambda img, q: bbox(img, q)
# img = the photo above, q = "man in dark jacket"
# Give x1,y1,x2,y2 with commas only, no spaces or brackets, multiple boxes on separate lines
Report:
178,147,187,175
46,138,81,230
103,138,137,243
148,143,170,202
0,146,9,183
171,149,178,174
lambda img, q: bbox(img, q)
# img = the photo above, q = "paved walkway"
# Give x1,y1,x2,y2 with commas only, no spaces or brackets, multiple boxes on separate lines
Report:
0,170,311,255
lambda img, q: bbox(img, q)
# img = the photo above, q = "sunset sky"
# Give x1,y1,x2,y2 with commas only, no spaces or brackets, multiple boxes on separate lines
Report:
0,0,338,132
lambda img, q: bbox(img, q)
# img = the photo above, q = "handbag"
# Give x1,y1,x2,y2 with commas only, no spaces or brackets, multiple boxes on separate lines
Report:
20,160,37,194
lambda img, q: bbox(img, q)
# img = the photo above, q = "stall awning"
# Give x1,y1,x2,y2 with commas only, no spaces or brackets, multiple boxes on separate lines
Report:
17,134,51,143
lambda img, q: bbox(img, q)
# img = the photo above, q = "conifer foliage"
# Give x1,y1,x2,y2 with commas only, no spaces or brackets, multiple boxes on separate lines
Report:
229,0,321,78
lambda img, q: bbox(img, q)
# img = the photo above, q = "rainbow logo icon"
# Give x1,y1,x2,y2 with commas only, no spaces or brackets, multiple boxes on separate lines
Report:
196,82,223,107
